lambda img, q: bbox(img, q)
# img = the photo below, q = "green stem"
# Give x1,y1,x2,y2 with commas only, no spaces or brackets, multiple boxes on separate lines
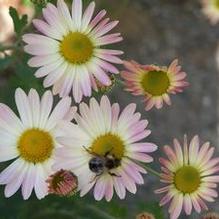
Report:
144,165,160,178
86,205,119,219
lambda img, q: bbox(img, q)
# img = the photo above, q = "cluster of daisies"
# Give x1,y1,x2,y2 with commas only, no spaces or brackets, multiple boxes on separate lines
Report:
0,0,219,219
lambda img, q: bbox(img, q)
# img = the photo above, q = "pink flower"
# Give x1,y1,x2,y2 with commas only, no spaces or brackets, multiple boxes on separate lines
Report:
23,0,123,102
155,135,219,219
46,169,78,196
121,59,188,111
54,96,157,201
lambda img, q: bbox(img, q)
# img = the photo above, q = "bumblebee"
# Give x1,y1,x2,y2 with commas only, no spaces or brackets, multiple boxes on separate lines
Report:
84,147,121,177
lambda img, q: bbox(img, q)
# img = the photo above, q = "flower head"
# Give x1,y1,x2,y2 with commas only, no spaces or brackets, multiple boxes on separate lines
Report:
121,59,188,111
54,96,157,201
0,88,76,200
202,0,219,25
155,135,219,219
23,0,123,103
46,169,78,196
136,212,155,219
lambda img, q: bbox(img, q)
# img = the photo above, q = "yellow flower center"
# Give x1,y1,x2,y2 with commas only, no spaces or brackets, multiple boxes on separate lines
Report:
60,32,94,64
141,70,170,96
90,133,125,159
18,128,54,163
213,0,219,9
174,166,201,194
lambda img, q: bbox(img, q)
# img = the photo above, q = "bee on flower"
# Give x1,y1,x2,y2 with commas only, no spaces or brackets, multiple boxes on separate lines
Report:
54,96,157,201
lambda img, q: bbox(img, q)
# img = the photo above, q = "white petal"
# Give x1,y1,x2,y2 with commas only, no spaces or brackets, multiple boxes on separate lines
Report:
72,67,83,103
63,106,77,122
28,53,60,67
72,0,82,29
113,176,126,199
0,145,18,162
39,90,53,129
94,176,107,201
43,5,68,35
28,89,40,127
34,57,64,78
79,66,92,97
5,163,28,198
34,164,48,199
0,103,24,135
45,96,71,130
15,88,33,127
43,62,68,88
57,65,75,97
0,159,25,184
100,95,112,132
57,0,74,30
22,163,36,200
32,19,63,40
23,33,59,45
24,43,59,56
81,2,95,32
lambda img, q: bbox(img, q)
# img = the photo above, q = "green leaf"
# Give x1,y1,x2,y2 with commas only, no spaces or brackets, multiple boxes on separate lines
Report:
22,0,33,6
9,7,28,36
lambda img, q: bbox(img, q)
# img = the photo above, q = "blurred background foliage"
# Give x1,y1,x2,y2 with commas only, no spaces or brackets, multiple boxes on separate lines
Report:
0,0,219,218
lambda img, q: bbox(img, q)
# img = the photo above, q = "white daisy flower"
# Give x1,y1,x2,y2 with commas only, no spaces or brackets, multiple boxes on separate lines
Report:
54,96,157,201
0,88,76,200
23,0,123,103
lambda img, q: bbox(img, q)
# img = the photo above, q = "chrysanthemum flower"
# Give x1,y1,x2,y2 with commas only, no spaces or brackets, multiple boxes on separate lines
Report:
0,88,76,200
23,0,123,103
121,59,188,111
155,135,219,219
54,96,157,201
46,169,78,196
201,212,219,219
202,0,219,25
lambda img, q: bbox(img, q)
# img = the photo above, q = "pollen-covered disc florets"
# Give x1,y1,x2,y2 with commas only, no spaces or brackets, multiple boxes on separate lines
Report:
47,169,78,196
121,59,188,111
